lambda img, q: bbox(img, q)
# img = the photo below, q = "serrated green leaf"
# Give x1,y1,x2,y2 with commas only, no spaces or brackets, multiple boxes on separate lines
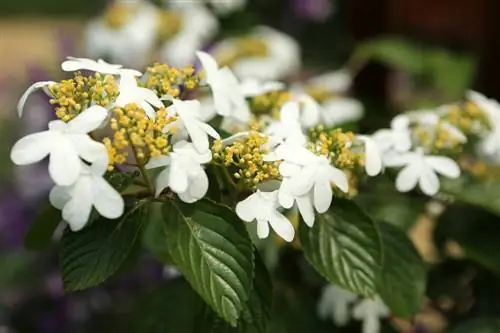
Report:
133,278,206,333
440,175,500,216
299,199,383,297
378,222,426,318
24,201,61,250
450,318,500,333
162,199,254,326
59,201,147,291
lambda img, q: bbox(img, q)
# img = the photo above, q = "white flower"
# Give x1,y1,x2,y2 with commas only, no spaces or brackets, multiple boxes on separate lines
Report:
267,143,349,226
373,114,412,153
11,105,109,186
212,26,301,81
352,297,390,333
321,97,364,127
384,148,461,196
164,0,246,15
467,91,500,159
115,71,163,118
17,81,55,117
318,285,358,326
49,162,124,232
166,99,220,153
61,56,137,75
236,190,295,242
160,6,219,67
357,135,383,176
239,78,285,97
265,101,307,147
145,141,211,202
306,69,353,94
84,1,160,69
196,51,251,123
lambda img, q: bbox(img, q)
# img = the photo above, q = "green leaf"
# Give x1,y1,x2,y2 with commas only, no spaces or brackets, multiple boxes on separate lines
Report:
142,202,173,263
59,200,147,291
299,199,383,297
162,199,254,326
133,278,206,333
24,201,61,250
378,222,426,318
450,318,500,333
440,174,500,216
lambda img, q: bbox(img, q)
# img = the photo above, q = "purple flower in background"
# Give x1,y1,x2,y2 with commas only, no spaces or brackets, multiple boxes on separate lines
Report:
292,0,335,22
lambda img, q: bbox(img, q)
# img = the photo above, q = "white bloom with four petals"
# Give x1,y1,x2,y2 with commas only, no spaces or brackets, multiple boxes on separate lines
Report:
49,162,124,232
317,285,358,326
115,71,163,118
352,297,390,333
146,141,211,202
384,148,461,196
236,190,295,242
373,114,412,154
11,105,109,186
61,56,135,75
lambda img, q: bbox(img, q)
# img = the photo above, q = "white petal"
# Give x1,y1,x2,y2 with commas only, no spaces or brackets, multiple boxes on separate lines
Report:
359,136,382,176
383,152,415,167
145,155,171,169
196,51,220,82
199,121,220,140
418,166,440,196
62,177,93,231
362,316,380,333
178,171,209,203
328,166,349,193
49,186,72,210
256,219,270,239
426,156,460,179
391,114,410,130
67,105,108,134
49,138,81,186
299,95,321,128
394,132,412,152
313,176,333,214
92,176,125,219
11,131,54,165
280,101,301,122
236,194,258,222
155,168,171,197
17,81,55,117
168,161,189,193
395,163,421,193
212,89,232,117
278,179,295,208
296,194,315,227
139,87,163,108
268,211,295,242
70,135,108,165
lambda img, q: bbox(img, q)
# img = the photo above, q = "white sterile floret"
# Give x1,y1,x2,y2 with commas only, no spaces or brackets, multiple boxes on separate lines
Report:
372,114,412,153
357,135,383,176
196,51,250,123
115,71,163,118
266,142,349,226
17,81,56,117
384,148,461,196
236,190,295,242
11,105,109,186
306,69,353,94
317,285,358,326
321,97,364,127
467,91,500,159
146,141,211,202
61,56,139,76
239,78,285,97
352,297,390,333
49,161,124,232
166,99,220,153
265,101,307,148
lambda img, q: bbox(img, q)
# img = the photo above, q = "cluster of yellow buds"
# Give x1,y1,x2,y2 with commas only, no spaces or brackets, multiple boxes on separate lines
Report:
212,131,280,188
216,37,269,68
308,126,364,170
144,63,202,98
104,103,177,169
413,121,464,155
441,101,491,137
49,73,119,122
157,11,182,42
248,90,292,119
103,1,138,29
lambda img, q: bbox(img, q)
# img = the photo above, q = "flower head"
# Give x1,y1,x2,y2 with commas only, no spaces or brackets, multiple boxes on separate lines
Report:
61,56,139,76
236,190,295,242
146,141,211,201
373,114,412,153
115,71,163,118
11,105,109,186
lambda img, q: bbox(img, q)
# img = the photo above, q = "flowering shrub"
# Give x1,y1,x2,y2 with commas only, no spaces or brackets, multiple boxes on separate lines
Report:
11,50,500,333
